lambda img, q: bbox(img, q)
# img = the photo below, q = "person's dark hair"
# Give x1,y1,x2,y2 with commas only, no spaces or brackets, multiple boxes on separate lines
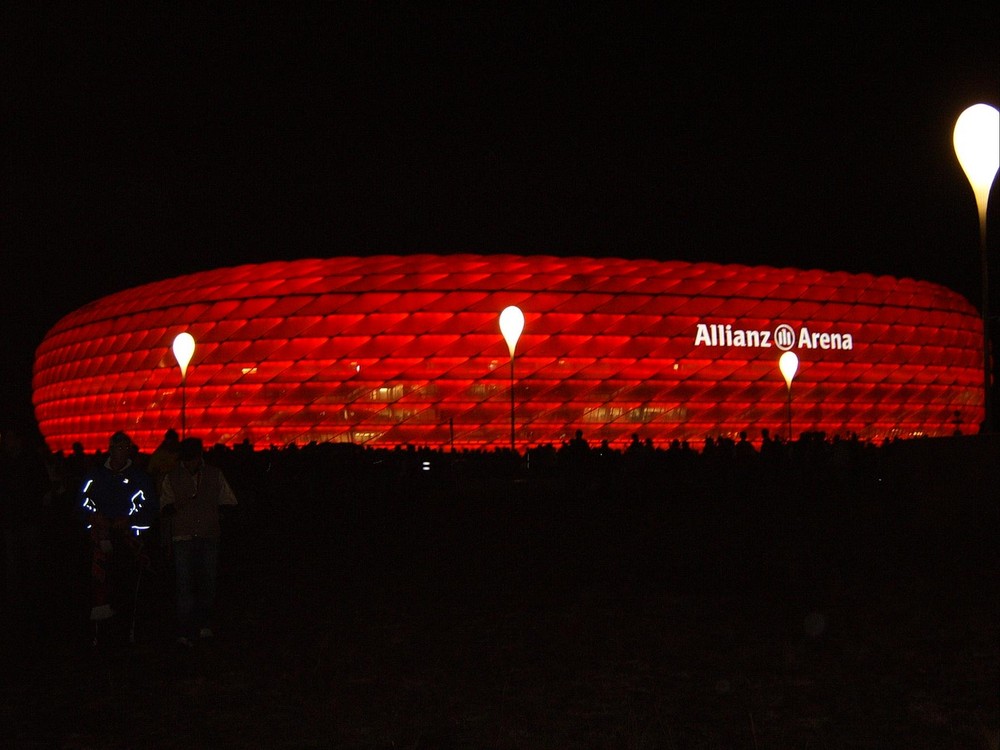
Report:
179,437,203,461
109,431,132,447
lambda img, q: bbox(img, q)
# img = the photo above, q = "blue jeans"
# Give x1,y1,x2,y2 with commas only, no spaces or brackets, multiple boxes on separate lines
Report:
172,537,219,638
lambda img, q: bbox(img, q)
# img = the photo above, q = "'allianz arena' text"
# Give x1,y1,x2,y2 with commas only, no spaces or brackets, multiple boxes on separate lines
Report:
33,254,984,453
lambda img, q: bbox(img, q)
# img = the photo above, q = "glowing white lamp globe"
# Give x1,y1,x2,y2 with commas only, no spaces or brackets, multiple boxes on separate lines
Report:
779,350,799,390
172,332,196,381
499,306,525,358
954,103,1000,223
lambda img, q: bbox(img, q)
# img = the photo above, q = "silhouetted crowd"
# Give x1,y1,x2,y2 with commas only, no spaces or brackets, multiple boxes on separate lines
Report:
0,423,971,650
3,425,911,533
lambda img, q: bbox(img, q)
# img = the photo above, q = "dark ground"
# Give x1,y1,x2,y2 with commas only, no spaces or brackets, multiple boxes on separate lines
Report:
2,438,997,749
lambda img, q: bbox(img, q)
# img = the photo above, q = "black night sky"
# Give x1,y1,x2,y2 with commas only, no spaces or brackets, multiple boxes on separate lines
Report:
3,5,998,429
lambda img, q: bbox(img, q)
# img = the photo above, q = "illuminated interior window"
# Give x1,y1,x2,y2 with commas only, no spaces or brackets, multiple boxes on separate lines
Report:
369,385,405,402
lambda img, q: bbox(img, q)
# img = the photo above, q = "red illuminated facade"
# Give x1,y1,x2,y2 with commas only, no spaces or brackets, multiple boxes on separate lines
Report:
33,254,984,453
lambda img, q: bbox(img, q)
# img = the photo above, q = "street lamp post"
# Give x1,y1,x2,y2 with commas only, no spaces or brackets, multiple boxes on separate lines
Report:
779,350,799,441
172,332,196,439
953,103,1000,433
499,306,525,453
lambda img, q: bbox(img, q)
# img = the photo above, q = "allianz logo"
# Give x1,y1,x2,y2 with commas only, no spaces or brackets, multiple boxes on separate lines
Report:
694,323,854,351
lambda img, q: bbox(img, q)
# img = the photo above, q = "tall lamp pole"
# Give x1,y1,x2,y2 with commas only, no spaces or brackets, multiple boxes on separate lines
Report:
172,332,196,439
499,306,524,453
953,103,999,434
779,350,799,442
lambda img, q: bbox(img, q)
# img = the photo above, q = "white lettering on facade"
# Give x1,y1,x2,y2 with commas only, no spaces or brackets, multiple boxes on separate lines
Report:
694,324,774,348
797,327,854,350
695,323,854,351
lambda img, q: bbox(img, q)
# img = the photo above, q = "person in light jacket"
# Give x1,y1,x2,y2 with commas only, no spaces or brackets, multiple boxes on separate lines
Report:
160,437,237,647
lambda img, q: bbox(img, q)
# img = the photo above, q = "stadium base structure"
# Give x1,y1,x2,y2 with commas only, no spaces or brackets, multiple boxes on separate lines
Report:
33,254,984,453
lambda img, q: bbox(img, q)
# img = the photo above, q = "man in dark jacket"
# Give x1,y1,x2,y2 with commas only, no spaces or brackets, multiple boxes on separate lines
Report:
77,431,157,643
160,437,238,647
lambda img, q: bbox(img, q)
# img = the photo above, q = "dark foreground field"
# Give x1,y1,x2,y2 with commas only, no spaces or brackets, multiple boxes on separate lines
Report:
2,438,997,749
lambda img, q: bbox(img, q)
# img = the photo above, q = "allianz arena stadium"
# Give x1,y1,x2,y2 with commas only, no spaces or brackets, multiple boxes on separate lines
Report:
33,254,984,453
